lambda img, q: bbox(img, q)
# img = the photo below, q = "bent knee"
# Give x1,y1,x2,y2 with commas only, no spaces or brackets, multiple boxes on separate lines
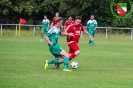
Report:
75,50,80,55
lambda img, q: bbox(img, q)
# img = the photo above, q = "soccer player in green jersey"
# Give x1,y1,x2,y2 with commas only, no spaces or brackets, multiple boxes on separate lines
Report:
40,15,50,41
86,15,98,45
44,17,73,71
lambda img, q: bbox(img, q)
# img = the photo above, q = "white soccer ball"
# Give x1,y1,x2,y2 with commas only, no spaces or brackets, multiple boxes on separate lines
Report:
71,61,78,69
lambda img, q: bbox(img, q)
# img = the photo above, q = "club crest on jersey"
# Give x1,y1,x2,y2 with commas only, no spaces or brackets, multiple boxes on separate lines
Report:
76,31,80,34
116,3,127,16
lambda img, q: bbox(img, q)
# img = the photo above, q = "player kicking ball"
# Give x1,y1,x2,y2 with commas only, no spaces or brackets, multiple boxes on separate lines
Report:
55,16,93,68
44,17,73,71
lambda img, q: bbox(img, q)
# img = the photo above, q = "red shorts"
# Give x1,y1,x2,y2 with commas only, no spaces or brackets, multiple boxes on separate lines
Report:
68,42,80,54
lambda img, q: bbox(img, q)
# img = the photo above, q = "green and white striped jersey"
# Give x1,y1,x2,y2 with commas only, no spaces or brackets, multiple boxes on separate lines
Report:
42,19,50,28
87,20,98,29
46,26,61,44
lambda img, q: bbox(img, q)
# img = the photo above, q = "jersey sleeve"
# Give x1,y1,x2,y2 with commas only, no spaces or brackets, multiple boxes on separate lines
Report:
87,20,90,26
81,25,84,31
94,20,98,27
42,19,44,23
52,18,55,24
65,25,71,33
46,27,54,37
47,19,50,24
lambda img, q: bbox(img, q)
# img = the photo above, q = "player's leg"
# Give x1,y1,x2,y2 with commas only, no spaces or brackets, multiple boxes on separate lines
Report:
88,31,93,45
68,42,80,61
44,58,61,69
60,49,71,71
55,44,79,69
55,56,64,69
88,30,93,45
44,27,48,34
45,44,71,71
40,27,45,41
45,44,61,69
45,56,62,69
91,32,95,45
55,48,74,69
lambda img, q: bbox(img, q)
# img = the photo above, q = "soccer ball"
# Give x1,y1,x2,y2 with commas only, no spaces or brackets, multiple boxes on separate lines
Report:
71,61,78,69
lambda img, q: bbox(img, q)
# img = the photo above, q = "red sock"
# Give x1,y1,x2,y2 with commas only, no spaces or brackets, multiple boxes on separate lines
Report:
69,53,76,61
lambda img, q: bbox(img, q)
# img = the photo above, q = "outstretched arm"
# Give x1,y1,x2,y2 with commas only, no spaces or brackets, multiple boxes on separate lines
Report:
83,28,93,40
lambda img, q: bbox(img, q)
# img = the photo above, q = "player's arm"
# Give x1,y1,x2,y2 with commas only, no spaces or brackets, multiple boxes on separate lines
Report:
61,32,74,36
50,18,54,27
44,29,54,45
86,26,88,30
44,35,54,45
86,21,89,30
94,20,98,30
50,22,53,28
83,28,93,39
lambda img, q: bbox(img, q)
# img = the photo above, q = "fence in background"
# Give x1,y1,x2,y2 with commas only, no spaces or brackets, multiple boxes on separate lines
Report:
0,24,133,40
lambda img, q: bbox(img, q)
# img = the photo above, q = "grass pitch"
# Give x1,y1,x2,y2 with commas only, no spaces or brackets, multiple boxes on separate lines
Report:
0,35,133,88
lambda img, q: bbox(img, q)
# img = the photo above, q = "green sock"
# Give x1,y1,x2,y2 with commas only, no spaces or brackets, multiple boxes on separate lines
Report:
48,60,53,64
64,56,69,69
92,40,94,45
53,59,60,64
41,36,44,39
48,59,60,65
88,40,91,44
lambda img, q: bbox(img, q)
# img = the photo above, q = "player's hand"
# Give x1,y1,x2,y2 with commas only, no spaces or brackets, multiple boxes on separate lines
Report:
94,28,97,30
68,33,74,36
49,41,54,45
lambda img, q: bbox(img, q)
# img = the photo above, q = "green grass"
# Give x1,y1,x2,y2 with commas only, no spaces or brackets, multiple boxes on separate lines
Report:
0,35,133,88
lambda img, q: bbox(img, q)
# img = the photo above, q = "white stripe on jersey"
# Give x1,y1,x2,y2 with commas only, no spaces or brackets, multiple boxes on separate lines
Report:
87,20,97,25
67,41,75,44
42,19,50,23
47,26,60,34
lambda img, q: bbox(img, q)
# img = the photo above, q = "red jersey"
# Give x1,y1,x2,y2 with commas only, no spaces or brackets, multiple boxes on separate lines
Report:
52,17,57,26
65,24,84,43
64,20,74,29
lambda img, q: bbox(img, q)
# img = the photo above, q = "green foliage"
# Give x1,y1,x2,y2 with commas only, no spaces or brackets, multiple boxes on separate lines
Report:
0,0,133,28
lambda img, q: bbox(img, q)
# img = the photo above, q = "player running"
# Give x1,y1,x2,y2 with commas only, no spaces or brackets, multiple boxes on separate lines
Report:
64,16,74,30
50,12,59,27
44,17,73,71
65,16,93,61
40,15,50,41
86,15,98,45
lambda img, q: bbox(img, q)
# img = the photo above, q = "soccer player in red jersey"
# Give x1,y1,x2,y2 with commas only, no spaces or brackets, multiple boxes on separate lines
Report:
65,16,93,61
64,16,74,30
50,12,59,27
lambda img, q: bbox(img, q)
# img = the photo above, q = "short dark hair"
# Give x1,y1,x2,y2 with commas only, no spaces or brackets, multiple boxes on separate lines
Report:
90,14,94,16
69,15,72,18
55,17,62,23
75,16,82,20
